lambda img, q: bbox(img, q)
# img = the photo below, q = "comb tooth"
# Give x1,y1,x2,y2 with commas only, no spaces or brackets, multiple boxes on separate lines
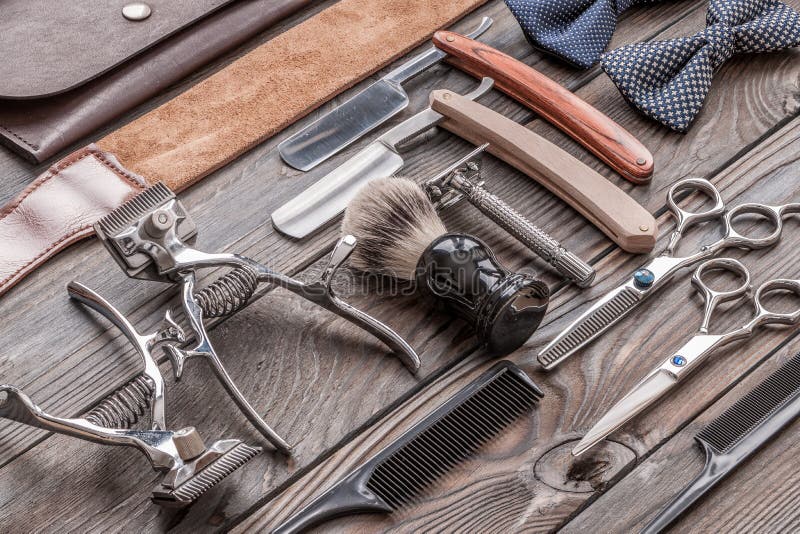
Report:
451,400,499,452
478,381,521,422
382,457,421,501
422,426,462,469
467,381,518,427
500,372,541,405
164,443,259,505
461,394,508,437
404,440,442,482
394,445,436,489
442,410,484,454
539,287,641,367
96,182,174,237
368,474,402,510
500,384,534,414
411,433,451,480
462,388,507,432
698,353,800,453
364,363,541,511
379,459,421,506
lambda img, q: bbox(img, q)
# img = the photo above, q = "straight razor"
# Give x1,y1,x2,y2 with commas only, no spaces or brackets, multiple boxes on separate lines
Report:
271,79,495,238
277,17,493,171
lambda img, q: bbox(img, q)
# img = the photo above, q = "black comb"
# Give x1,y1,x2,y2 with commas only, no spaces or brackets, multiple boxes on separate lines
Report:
643,352,800,533
273,361,543,534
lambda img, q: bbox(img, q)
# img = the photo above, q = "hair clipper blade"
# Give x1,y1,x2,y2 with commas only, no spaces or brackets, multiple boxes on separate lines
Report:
94,183,198,281
152,440,261,507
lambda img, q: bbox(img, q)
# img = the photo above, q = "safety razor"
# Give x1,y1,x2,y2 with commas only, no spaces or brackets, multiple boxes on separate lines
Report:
424,144,595,287
93,183,420,452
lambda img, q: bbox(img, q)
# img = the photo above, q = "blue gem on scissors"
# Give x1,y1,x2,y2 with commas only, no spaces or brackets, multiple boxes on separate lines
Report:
672,355,687,367
633,269,655,288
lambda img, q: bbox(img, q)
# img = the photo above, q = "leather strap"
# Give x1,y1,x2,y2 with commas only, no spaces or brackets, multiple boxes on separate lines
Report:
0,0,312,163
97,0,486,190
0,146,144,294
0,0,485,297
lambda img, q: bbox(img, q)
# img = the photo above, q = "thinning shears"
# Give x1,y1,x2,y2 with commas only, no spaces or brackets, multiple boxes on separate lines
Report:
572,257,800,456
539,177,800,370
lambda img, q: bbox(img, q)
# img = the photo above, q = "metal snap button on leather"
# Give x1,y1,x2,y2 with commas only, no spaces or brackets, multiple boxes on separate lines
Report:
122,2,152,21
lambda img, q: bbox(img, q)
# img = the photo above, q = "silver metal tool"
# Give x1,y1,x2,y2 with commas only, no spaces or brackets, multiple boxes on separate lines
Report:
0,283,261,508
94,183,420,452
272,77,495,238
0,386,261,507
539,178,800,370
424,144,595,287
642,351,800,533
277,17,493,171
68,281,183,431
572,257,800,457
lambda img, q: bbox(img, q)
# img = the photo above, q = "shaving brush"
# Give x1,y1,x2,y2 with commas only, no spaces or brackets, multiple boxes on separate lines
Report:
342,177,549,355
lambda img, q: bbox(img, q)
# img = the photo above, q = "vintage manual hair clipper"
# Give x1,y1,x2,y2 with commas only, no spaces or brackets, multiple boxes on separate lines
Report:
424,144,595,286
93,183,419,453
0,282,260,508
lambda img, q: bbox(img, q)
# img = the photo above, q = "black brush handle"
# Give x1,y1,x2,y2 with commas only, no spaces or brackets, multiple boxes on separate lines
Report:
273,468,391,534
416,233,549,355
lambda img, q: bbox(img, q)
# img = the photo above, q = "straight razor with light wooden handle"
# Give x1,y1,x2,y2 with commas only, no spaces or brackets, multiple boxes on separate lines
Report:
431,89,657,253
272,78,657,253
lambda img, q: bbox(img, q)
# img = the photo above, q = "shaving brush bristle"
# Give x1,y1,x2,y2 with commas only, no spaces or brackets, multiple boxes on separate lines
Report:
342,177,447,280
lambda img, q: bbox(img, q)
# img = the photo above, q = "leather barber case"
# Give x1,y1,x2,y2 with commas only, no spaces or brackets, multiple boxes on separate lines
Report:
0,0,311,163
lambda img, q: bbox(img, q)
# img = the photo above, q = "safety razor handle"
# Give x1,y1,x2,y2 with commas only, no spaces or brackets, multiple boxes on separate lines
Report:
431,89,658,254
455,179,595,287
432,31,654,184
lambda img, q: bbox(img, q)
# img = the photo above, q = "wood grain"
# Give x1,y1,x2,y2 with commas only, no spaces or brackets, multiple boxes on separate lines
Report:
235,115,800,533
1,0,799,531
433,31,654,183
562,342,800,533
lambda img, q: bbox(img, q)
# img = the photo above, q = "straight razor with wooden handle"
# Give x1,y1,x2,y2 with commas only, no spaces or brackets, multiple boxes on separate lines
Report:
272,78,656,252
432,89,657,253
433,31,654,184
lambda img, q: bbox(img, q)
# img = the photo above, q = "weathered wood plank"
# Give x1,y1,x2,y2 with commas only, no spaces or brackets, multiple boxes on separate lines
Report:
0,1,515,462
1,0,799,532
233,115,800,532
562,341,800,534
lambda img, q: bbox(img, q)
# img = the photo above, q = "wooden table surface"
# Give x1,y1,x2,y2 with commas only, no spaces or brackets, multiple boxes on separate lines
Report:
2,1,800,532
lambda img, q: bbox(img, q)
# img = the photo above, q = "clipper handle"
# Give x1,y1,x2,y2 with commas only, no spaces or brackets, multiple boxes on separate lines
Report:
453,177,595,287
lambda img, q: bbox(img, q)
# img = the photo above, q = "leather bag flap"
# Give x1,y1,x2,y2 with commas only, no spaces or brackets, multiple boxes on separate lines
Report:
0,0,236,99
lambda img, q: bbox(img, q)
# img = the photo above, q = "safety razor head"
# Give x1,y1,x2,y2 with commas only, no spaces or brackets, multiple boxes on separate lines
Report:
152,433,261,507
94,183,198,281
424,143,487,210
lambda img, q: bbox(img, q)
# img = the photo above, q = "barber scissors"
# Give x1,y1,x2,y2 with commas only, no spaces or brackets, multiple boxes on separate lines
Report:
572,257,800,456
539,178,800,370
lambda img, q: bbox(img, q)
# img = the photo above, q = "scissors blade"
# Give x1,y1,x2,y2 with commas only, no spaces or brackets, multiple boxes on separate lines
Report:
538,255,689,370
572,369,678,457
538,282,643,369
